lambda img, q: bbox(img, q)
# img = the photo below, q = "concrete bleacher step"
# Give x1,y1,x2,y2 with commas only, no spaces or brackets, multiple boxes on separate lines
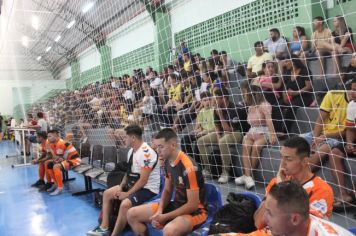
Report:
307,55,352,78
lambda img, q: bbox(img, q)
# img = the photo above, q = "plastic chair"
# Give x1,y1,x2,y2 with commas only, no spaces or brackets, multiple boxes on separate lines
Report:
239,192,262,208
349,227,356,235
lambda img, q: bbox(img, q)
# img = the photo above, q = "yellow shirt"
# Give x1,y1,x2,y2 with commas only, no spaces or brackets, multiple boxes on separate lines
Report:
312,29,332,49
320,90,348,135
183,59,192,72
168,83,182,102
247,52,273,74
197,108,215,131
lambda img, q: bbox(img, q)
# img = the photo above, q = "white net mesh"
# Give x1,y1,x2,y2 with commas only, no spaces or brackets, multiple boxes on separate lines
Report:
2,0,356,229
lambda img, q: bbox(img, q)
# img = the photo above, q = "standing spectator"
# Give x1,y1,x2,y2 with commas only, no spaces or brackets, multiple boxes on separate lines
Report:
25,112,48,155
331,15,354,75
264,28,289,59
329,82,356,209
289,26,309,56
197,88,243,183
235,84,277,189
310,16,333,77
183,53,192,73
281,55,314,132
301,79,356,170
180,92,215,162
247,41,273,79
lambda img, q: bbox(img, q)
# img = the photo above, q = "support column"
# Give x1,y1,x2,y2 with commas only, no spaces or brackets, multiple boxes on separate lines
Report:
98,45,112,81
153,11,172,72
71,59,81,90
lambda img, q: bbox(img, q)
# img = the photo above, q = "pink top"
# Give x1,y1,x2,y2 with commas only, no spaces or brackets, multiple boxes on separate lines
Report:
258,76,280,97
247,102,272,127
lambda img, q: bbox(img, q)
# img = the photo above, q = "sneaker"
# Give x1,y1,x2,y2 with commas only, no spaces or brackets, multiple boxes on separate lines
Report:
218,173,229,184
87,226,110,236
245,176,255,190
39,183,53,192
49,188,63,196
31,180,45,188
234,175,246,185
46,185,57,193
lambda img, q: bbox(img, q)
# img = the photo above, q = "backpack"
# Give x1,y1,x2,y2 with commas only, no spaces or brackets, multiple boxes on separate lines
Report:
208,192,257,234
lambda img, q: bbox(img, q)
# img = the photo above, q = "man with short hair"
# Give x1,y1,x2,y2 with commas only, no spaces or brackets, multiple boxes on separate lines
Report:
247,41,273,78
263,28,288,59
31,131,50,188
254,137,334,229
301,79,356,170
263,181,352,236
44,129,81,196
87,125,160,236
25,112,48,154
127,128,207,236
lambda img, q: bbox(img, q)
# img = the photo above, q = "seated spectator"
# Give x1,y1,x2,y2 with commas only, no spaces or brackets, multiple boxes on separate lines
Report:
310,16,333,77
263,28,289,59
289,26,309,56
127,128,207,236
300,79,356,170
247,41,273,79
252,61,282,105
220,51,239,86
180,92,215,162
183,53,192,73
31,131,49,188
211,49,223,69
340,52,356,87
132,86,157,126
253,137,334,230
331,15,355,74
281,55,314,132
235,84,277,189
44,130,81,196
329,83,356,209
254,181,349,236
87,125,160,236
197,87,243,183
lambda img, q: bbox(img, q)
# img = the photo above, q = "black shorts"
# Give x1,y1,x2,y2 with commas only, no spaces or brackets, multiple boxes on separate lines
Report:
128,188,157,207
334,143,356,158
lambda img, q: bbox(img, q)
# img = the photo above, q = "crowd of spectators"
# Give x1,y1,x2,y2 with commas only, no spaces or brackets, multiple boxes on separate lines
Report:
26,15,356,207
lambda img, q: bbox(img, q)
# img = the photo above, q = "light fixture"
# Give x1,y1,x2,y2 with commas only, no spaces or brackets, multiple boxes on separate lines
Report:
54,35,61,42
22,36,29,47
66,20,75,29
45,46,51,52
31,15,39,30
82,2,95,13
37,56,41,61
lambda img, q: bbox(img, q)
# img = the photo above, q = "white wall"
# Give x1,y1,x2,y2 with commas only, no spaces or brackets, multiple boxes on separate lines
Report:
79,46,101,72
108,11,155,58
170,0,255,34
58,65,71,80
0,80,66,115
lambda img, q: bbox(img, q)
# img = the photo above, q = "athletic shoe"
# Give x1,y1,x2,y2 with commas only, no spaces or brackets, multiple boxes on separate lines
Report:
234,175,246,185
218,172,229,184
31,180,45,188
46,185,57,193
39,183,52,192
49,188,63,196
245,176,255,190
87,226,110,236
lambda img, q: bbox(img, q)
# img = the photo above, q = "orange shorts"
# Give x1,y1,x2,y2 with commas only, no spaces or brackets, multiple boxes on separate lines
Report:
61,158,81,170
149,202,208,230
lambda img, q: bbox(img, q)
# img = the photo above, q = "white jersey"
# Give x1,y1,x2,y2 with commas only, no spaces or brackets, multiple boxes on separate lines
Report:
307,215,353,236
37,118,48,132
127,142,160,194
346,100,356,127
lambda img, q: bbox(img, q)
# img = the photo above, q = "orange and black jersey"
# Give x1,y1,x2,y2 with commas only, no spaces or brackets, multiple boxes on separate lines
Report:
49,139,79,160
164,151,206,210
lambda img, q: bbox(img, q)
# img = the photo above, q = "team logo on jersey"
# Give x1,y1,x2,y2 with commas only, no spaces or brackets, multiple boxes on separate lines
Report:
143,149,149,153
183,166,198,176
56,149,64,155
144,159,151,167
144,153,151,158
